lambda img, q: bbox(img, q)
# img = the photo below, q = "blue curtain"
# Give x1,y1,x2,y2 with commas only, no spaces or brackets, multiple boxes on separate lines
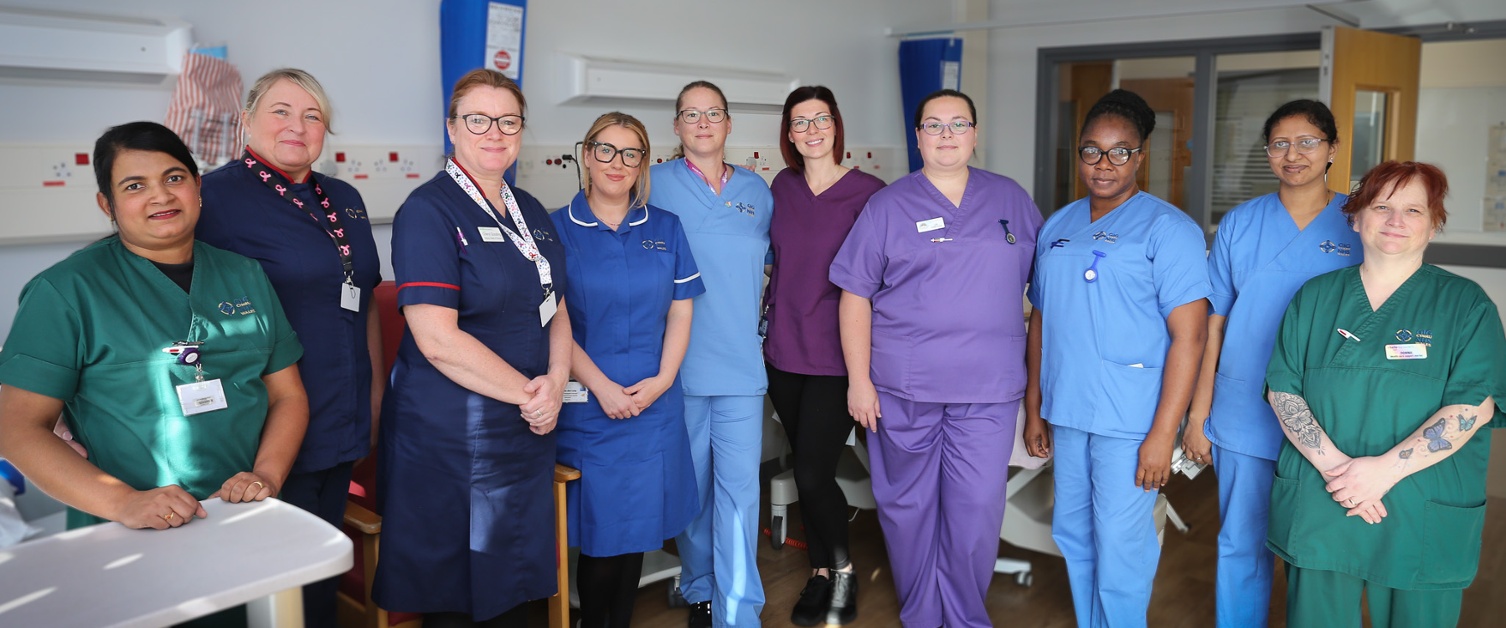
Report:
898,38,964,173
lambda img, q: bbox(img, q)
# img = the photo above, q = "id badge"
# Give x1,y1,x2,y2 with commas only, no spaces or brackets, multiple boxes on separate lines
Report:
340,283,361,312
177,379,229,416
563,380,589,404
916,217,945,233
477,226,506,243
539,292,558,326
1385,343,1427,360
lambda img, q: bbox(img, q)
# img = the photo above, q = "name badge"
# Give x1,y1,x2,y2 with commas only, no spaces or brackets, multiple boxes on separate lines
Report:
563,380,589,404
176,379,229,416
539,292,558,327
916,217,945,233
1384,343,1428,360
477,226,506,243
340,283,361,312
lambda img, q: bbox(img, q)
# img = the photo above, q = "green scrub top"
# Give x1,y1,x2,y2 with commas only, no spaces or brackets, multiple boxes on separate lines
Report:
1265,264,1506,590
0,237,302,528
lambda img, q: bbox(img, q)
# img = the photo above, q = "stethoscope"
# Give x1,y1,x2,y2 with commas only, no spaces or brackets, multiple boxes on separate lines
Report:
1084,250,1107,282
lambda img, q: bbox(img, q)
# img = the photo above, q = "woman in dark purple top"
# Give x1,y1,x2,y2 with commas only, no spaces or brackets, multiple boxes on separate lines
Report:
764,85,885,626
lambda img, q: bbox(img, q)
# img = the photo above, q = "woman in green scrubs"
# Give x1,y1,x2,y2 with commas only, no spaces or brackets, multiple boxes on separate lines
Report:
0,122,308,532
1266,161,1506,627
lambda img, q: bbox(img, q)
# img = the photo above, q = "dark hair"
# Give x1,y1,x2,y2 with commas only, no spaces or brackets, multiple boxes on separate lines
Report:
913,89,976,129
779,86,846,172
1342,161,1450,231
1081,89,1155,142
1262,99,1338,145
94,121,199,204
671,80,730,160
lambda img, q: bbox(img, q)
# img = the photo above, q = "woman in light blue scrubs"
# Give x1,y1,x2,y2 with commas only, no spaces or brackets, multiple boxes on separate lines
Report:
647,80,773,628
1184,100,1359,628
1023,89,1210,628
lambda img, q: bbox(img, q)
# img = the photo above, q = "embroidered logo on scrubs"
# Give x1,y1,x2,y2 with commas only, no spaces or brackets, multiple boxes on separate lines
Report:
531,227,555,243
642,239,668,251
1091,230,1118,243
1318,240,1342,254
1396,328,1433,345
345,207,368,220
217,296,257,316
734,202,756,217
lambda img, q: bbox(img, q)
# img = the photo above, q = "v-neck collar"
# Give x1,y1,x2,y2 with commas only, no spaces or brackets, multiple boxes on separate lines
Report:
916,168,974,216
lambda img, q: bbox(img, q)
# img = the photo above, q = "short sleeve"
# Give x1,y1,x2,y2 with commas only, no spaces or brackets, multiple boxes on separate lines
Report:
1441,296,1506,428
1026,243,1046,309
828,201,886,298
0,278,83,400
1150,215,1212,318
1206,212,1237,317
1264,289,1308,398
391,190,462,310
254,269,304,375
670,215,706,300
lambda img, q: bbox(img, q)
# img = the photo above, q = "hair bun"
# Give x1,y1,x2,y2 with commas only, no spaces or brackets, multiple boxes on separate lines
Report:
1084,89,1156,141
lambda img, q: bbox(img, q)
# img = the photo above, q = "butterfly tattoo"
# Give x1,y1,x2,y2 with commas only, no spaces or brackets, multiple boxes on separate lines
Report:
1458,413,1478,432
1423,417,1452,452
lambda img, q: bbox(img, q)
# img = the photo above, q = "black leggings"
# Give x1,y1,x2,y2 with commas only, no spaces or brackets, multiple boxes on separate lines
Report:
765,363,852,570
577,551,645,628
425,603,528,628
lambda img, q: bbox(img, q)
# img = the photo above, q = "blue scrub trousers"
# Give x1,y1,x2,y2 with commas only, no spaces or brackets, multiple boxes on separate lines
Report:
676,394,765,627
1210,443,1275,628
1050,425,1161,628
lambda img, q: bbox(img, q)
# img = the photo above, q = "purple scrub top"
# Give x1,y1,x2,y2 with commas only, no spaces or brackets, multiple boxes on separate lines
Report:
829,168,1042,403
764,167,887,376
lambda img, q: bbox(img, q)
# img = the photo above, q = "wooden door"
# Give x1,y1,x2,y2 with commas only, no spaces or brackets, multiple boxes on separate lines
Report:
1320,26,1421,190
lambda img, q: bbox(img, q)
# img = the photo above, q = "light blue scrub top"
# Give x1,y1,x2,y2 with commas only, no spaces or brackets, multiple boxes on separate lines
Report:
648,161,773,396
1204,192,1360,459
1028,192,1211,438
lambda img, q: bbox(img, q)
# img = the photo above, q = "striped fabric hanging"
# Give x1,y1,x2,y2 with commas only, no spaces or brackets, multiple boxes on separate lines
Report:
164,50,244,168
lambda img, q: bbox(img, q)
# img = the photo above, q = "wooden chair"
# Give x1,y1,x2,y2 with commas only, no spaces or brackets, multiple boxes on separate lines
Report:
337,281,579,628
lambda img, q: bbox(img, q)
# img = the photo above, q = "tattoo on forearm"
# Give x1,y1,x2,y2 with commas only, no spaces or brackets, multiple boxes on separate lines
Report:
1458,412,1478,432
1423,417,1452,452
1273,392,1326,455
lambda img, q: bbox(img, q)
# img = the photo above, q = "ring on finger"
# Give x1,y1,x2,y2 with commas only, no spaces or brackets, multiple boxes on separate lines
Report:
250,481,264,491
163,511,175,521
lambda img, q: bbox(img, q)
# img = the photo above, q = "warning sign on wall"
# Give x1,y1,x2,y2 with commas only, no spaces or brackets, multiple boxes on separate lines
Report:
486,2,523,80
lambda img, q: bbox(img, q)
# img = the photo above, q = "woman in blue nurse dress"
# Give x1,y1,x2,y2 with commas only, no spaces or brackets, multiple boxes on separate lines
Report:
1023,89,1211,628
551,112,703,628
1183,99,1359,628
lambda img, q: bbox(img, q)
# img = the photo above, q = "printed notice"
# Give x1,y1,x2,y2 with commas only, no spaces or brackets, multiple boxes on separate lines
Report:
486,2,524,80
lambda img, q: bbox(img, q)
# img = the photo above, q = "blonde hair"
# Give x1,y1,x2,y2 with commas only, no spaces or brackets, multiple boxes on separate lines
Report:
447,68,527,121
245,68,335,134
581,112,651,207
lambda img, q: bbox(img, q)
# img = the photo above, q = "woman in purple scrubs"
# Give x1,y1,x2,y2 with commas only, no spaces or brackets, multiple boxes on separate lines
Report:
764,85,885,626
830,89,1042,628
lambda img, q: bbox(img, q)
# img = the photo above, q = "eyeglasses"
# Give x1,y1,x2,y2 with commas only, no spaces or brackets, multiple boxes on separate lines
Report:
1265,137,1328,157
1078,146,1142,166
790,115,834,133
677,108,727,125
586,141,645,168
919,120,975,136
454,113,524,136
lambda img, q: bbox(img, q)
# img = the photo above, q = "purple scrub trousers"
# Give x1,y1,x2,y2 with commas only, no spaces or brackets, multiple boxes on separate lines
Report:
869,392,1018,628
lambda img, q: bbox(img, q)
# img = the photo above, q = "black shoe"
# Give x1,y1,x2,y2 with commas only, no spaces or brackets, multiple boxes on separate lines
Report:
790,575,832,626
827,570,858,625
687,600,712,628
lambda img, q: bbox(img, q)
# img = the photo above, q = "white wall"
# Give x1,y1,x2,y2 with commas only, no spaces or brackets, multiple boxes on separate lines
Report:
0,0,935,339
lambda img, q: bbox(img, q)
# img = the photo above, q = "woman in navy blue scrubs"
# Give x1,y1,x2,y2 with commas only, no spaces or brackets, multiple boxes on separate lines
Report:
373,69,572,628
552,112,703,628
197,68,382,628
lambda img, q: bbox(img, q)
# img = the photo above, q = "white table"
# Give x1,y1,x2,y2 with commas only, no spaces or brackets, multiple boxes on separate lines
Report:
0,498,353,627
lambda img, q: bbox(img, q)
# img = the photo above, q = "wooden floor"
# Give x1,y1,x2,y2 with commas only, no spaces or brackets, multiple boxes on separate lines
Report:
575,468,1506,627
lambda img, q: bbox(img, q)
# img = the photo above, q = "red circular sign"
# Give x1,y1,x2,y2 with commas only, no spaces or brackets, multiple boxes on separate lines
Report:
493,50,512,71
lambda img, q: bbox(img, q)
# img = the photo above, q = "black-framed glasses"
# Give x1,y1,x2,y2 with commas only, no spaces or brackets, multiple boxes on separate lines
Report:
586,141,645,168
919,120,974,136
454,113,524,136
677,108,727,125
790,115,834,133
1078,146,1141,166
1265,137,1328,157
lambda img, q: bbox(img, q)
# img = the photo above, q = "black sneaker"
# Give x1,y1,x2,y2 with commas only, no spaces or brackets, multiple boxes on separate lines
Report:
827,570,858,625
688,600,712,628
790,574,832,626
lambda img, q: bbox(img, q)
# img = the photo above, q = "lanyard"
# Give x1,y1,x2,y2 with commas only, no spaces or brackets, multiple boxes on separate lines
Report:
241,149,357,284
684,159,731,193
445,159,553,295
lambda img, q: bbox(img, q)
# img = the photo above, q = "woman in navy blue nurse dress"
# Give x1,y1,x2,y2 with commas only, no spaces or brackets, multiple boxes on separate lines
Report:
552,112,703,628
374,69,573,627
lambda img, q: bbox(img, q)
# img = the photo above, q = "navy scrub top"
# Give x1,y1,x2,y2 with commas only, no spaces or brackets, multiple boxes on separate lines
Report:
198,156,382,472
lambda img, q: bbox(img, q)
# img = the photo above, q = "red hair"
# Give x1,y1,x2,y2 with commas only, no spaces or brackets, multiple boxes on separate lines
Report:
1342,161,1449,231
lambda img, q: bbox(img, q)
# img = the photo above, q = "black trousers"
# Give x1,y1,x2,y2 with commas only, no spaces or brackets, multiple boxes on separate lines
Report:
577,551,645,628
765,363,853,570
278,460,356,628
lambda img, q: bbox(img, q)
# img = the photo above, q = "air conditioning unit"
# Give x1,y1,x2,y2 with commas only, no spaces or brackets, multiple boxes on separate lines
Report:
0,7,191,86
562,56,796,113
